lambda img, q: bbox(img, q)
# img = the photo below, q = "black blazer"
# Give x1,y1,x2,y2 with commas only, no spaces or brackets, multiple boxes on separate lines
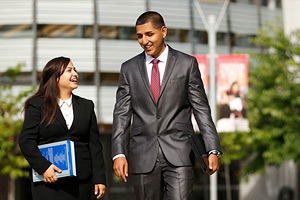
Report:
19,94,106,185
112,46,221,173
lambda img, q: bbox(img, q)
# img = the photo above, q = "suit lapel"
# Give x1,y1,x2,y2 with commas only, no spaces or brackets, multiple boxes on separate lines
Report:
158,47,177,101
137,53,157,104
138,48,178,104
56,109,68,132
70,95,80,131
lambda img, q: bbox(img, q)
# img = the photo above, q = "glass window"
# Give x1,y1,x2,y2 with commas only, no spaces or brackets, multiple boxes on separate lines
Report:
194,30,208,44
166,29,190,43
217,32,229,46
0,24,32,38
0,72,33,85
232,34,256,47
84,25,93,38
99,26,118,39
100,72,119,86
62,72,119,86
38,24,85,38
118,26,136,40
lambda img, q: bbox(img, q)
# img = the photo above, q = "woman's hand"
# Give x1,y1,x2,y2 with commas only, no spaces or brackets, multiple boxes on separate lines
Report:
95,184,106,199
42,164,62,183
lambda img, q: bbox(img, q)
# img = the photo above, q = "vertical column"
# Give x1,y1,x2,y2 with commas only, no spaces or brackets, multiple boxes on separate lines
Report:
32,0,37,85
208,14,218,200
189,0,195,54
226,3,232,54
146,0,150,11
94,0,100,119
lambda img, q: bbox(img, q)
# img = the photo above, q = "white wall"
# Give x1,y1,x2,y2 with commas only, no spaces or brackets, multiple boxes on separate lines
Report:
282,0,300,35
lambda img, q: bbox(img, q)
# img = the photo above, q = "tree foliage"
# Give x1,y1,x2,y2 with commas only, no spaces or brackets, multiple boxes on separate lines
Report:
220,21,300,177
0,64,35,178
247,21,300,173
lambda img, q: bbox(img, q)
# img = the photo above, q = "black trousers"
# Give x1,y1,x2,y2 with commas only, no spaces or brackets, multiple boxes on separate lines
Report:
132,147,194,200
31,177,96,200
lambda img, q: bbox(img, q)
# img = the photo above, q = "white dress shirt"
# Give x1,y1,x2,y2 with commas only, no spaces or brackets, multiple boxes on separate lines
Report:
58,96,73,129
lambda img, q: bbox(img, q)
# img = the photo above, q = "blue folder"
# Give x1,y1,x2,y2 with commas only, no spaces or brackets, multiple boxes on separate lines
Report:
32,140,77,182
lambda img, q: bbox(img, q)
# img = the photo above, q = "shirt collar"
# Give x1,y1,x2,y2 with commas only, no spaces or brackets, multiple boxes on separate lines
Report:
145,44,169,65
58,95,72,107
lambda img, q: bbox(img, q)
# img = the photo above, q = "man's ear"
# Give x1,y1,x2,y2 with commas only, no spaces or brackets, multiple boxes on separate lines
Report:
161,26,167,39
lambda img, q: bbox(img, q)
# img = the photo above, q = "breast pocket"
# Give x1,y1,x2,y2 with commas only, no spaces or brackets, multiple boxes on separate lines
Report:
170,76,185,83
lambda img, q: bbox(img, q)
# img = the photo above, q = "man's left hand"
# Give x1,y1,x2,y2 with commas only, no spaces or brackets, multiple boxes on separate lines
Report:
207,154,219,175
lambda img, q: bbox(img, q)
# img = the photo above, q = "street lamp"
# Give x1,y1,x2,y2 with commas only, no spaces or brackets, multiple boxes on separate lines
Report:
193,1,229,200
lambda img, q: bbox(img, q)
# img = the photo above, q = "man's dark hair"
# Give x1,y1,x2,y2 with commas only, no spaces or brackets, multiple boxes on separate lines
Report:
136,11,165,29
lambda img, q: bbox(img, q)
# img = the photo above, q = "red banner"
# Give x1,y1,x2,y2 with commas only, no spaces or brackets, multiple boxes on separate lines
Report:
192,55,209,90
216,54,249,132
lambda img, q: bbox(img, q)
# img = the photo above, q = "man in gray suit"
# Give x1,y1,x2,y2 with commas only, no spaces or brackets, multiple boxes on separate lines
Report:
112,11,221,200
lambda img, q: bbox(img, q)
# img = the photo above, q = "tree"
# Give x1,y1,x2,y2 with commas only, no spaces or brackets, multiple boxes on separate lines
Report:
216,21,300,200
220,20,300,178
245,21,300,175
0,64,35,200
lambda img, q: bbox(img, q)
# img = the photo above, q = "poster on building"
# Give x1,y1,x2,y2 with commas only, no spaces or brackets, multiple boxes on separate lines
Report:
216,54,249,132
192,55,209,90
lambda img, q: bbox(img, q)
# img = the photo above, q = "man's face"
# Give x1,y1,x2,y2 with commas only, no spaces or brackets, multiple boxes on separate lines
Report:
136,22,167,58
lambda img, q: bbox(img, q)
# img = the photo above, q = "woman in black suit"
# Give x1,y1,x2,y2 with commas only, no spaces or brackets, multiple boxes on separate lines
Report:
19,56,106,200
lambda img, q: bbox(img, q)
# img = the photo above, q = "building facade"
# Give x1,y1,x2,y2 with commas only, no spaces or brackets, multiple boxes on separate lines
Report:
0,0,283,199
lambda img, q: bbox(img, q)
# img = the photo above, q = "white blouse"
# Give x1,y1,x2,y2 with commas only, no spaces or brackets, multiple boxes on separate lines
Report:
58,96,73,129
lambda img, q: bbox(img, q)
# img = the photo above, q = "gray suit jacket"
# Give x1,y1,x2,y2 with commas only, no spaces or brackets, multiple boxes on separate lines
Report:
112,46,221,174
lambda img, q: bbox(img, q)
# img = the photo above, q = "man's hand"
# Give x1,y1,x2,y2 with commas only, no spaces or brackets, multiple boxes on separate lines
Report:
95,184,106,199
42,164,62,183
113,157,128,182
207,154,219,175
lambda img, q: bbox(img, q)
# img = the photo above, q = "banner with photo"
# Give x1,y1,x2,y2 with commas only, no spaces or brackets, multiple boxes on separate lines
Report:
216,54,249,132
192,55,209,90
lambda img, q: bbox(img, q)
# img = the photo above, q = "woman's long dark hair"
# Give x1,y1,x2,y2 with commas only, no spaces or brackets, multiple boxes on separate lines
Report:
24,56,71,126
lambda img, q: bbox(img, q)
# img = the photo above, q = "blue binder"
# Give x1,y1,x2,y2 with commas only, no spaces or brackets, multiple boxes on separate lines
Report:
32,140,77,182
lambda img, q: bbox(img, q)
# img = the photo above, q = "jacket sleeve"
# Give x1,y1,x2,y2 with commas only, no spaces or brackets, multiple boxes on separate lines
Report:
188,57,222,153
18,98,52,175
88,102,107,185
111,65,132,159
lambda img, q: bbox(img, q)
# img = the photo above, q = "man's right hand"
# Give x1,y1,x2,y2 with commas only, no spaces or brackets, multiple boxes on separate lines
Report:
113,157,128,182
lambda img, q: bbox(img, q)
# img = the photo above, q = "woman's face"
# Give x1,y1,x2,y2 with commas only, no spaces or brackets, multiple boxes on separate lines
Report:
231,83,239,95
58,61,78,93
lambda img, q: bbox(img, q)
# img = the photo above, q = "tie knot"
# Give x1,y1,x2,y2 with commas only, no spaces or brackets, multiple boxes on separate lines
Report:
152,59,159,65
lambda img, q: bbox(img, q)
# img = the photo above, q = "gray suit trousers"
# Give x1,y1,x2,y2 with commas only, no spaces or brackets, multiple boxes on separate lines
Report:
132,147,194,200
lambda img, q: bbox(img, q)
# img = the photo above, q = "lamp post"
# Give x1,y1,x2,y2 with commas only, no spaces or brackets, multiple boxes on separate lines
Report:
93,0,100,119
32,0,37,85
193,1,229,200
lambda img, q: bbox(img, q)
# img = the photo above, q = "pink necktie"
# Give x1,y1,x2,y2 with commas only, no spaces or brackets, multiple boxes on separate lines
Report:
151,59,160,103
